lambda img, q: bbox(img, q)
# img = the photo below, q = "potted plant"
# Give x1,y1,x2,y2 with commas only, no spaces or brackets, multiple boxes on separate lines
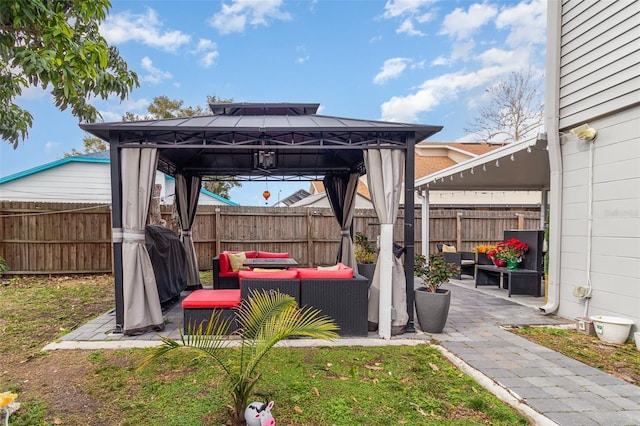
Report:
413,253,460,333
354,232,377,285
473,244,496,266
486,238,529,269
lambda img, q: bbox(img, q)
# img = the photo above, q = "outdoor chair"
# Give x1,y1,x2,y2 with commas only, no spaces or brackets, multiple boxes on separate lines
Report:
436,244,476,279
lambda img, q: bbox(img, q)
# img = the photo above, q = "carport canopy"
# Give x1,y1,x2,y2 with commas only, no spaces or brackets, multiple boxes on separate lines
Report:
414,134,550,256
81,102,443,338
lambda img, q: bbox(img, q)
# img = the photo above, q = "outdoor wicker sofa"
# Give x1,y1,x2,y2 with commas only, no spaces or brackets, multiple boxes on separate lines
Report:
297,265,369,337
212,250,290,289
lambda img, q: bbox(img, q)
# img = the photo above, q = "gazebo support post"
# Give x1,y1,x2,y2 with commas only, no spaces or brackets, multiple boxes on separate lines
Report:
404,134,416,333
109,136,124,333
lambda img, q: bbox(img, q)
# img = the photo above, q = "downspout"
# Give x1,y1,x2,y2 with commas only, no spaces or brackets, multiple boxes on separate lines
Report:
539,0,562,315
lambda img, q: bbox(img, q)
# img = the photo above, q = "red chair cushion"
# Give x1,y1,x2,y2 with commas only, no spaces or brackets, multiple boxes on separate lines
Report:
182,289,241,309
296,263,354,279
238,270,298,280
257,251,290,258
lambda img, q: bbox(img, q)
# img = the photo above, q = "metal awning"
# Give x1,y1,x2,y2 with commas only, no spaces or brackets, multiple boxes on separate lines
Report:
415,135,550,192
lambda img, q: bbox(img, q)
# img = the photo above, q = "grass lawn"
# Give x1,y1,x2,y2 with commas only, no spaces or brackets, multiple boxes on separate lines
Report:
0,274,533,425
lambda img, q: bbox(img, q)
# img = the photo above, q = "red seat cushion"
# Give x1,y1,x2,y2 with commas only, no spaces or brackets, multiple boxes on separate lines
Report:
296,263,354,279
257,251,290,258
238,270,298,280
182,290,241,308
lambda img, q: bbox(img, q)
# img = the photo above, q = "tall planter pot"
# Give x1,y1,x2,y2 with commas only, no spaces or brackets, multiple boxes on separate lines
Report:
357,263,376,288
414,288,451,334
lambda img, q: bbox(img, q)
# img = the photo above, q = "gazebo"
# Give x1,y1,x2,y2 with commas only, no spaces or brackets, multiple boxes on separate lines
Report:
81,103,442,339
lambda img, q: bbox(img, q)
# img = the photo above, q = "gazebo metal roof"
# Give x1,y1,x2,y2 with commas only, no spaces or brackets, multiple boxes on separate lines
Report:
81,102,442,179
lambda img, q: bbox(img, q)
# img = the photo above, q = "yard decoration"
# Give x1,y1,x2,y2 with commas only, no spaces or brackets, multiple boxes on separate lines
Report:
1,391,19,426
413,253,460,333
245,401,275,426
141,290,337,425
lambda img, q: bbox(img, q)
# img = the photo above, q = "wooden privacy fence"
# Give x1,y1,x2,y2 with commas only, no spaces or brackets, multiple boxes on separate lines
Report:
0,201,542,274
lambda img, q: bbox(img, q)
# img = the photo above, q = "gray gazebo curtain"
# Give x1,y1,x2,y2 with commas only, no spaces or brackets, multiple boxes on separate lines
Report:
364,149,408,339
323,172,359,271
175,173,202,290
120,147,164,335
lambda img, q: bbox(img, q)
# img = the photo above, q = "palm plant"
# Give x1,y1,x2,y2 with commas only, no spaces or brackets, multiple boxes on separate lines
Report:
141,290,338,425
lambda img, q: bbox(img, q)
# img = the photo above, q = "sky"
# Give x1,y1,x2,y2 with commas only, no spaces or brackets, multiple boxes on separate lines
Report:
0,0,547,206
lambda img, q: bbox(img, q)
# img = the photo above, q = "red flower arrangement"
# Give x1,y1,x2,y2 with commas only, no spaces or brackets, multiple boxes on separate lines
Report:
486,238,529,266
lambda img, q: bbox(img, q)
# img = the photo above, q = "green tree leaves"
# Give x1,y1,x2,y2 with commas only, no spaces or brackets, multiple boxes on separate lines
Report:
0,0,139,147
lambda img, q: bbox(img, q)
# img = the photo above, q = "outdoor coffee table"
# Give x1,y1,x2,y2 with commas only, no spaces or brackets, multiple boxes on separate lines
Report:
243,258,298,269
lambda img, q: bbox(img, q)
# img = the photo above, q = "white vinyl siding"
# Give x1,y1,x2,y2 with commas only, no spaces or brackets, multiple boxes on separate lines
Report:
0,162,112,203
0,162,229,205
558,0,640,129
558,106,640,324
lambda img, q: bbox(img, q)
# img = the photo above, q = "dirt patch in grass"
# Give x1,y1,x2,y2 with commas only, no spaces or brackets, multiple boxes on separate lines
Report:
507,325,640,385
1,275,116,424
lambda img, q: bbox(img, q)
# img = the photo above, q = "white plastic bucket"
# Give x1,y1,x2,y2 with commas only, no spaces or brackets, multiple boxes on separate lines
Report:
589,316,634,344
634,332,640,352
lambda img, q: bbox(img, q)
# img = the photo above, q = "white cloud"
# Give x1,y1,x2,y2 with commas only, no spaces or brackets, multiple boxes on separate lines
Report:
208,0,291,34
382,0,436,36
380,64,521,123
373,57,411,84
97,98,150,123
397,18,425,36
295,45,310,64
383,0,436,18
45,141,60,154
16,84,48,100
192,39,219,68
439,3,497,40
140,57,173,84
101,9,190,53
496,0,547,47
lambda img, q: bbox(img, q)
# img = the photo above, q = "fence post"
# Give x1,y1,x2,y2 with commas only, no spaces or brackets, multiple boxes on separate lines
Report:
307,209,314,267
456,212,463,250
517,213,525,230
215,208,221,254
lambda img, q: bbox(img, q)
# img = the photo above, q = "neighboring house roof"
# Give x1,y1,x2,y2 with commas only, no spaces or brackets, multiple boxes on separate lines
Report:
276,189,311,206
299,143,510,207
310,179,371,201
0,153,237,206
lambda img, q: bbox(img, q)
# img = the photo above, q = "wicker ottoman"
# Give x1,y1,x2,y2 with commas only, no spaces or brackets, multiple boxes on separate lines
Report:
182,289,241,334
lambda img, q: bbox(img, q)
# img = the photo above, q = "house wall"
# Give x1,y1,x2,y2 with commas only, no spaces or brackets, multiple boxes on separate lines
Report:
0,162,227,206
557,103,640,326
558,1,640,129
0,162,113,203
555,1,640,329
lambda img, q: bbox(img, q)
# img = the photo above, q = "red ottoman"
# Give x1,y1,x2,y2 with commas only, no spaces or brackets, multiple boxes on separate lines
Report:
182,289,241,333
